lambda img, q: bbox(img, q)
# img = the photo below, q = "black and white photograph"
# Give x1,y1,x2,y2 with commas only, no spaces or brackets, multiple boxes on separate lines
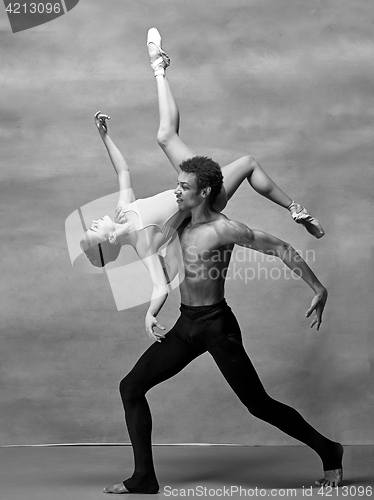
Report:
1,1,373,498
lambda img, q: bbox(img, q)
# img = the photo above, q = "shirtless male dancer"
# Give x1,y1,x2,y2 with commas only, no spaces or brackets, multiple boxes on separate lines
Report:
103,157,343,494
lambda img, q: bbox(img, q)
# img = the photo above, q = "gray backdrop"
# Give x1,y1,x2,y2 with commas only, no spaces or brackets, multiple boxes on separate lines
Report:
1,0,373,446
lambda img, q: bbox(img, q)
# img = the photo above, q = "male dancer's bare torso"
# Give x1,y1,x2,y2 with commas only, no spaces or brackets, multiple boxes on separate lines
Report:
177,213,235,306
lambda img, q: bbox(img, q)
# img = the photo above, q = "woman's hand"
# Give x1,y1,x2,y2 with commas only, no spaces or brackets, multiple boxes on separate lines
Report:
114,206,127,224
145,312,166,343
94,110,110,136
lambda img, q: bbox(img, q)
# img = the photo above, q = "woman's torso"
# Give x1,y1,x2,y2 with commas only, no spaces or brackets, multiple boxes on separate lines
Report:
120,189,189,243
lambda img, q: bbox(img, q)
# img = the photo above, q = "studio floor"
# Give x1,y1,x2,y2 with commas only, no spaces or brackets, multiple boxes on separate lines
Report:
0,445,373,499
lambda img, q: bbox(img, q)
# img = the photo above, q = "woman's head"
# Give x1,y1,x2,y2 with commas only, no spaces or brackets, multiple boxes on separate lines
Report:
80,215,121,267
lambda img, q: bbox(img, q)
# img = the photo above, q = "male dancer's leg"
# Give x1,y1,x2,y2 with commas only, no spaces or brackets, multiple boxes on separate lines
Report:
208,335,343,487
104,331,201,494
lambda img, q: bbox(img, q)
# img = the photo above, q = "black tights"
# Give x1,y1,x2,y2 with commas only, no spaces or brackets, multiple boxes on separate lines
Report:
119,300,342,493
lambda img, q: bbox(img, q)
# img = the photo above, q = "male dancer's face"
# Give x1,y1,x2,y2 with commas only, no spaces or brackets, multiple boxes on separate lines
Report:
174,171,206,211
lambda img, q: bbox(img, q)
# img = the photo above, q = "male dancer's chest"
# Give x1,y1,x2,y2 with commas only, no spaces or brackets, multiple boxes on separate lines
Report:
178,221,232,275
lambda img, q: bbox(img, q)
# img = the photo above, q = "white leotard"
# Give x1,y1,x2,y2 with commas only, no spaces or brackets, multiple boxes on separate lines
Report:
119,189,189,243
115,189,189,286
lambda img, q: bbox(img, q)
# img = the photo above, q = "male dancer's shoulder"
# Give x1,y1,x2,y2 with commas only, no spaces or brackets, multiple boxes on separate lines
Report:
213,216,253,247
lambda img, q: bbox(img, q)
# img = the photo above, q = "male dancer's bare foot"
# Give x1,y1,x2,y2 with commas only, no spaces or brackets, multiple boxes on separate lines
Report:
103,482,128,494
315,468,343,487
316,442,344,487
103,476,159,494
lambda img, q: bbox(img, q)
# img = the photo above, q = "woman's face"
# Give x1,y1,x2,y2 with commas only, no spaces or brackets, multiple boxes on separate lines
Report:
88,215,115,242
83,215,117,267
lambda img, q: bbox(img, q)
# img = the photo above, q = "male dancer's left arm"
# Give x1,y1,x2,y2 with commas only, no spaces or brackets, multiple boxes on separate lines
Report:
220,220,327,330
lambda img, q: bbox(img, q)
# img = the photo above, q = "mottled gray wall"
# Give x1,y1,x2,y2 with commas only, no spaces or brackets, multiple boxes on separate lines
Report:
1,0,373,445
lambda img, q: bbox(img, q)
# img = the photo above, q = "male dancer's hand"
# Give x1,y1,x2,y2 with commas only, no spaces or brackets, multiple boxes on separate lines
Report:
94,110,110,136
146,312,166,342
305,288,327,330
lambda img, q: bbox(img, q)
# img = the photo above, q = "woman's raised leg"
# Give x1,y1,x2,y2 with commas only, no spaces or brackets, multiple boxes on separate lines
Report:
222,155,292,207
219,154,324,238
147,28,195,171
146,30,324,238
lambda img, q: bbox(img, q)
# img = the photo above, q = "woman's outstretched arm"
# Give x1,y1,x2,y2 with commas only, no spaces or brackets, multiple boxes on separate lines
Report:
140,250,168,343
94,111,134,208
134,225,185,342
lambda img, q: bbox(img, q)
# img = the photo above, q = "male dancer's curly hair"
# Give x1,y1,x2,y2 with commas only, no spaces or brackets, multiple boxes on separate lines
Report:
179,156,223,206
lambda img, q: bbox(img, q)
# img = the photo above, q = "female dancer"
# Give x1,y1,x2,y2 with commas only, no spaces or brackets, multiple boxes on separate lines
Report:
81,28,324,341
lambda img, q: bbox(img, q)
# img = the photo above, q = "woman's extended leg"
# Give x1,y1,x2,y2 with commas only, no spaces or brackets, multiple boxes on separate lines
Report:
221,155,292,207
147,28,195,171
147,30,324,238
220,155,324,237
147,53,291,212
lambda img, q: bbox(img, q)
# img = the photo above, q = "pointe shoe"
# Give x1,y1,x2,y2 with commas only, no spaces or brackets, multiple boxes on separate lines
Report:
288,202,325,239
147,27,170,76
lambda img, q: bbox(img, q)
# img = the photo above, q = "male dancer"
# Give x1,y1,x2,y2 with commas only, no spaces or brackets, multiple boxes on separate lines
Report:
103,157,343,494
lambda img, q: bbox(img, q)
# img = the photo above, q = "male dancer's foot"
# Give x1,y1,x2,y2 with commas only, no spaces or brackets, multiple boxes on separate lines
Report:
316,442,344,487
288,201,325,239
315,468,343,488
103,475,159,494
147,27,170,76
103,482,128,494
